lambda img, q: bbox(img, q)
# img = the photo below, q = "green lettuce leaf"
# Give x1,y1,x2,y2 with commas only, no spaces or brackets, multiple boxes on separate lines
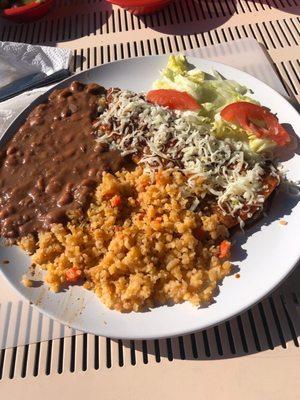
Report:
153,55,204,99
213,118,276,153
153,55,276,154
154,55,256,118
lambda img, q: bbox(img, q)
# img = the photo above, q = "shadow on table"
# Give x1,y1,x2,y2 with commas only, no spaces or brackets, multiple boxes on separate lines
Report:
136,0,299,37
0,0,115,48
257,43,300,111
2,0,298,45
253,0,300,15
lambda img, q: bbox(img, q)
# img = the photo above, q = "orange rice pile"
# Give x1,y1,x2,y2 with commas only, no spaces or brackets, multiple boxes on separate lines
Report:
20,167,232,312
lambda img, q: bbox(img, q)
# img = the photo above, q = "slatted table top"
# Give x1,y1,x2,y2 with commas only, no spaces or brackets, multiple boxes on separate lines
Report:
0,1,300,399
1,0,299,102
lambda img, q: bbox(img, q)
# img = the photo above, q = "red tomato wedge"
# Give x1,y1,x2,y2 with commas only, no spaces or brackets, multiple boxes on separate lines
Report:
146,89,201,111
220,102,290,147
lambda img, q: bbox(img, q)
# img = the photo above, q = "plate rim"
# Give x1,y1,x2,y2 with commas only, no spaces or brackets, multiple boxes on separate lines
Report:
1,54,300,340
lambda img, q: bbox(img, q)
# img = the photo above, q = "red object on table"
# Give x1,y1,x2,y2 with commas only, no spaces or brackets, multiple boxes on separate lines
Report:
1,0,54,23
106,0,173,15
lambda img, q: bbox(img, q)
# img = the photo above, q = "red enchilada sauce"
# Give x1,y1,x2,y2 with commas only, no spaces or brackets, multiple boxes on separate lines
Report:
0,81,126,241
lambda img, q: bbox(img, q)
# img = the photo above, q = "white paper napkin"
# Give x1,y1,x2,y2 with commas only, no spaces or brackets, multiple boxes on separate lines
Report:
0,42,72,136
0,41,72,87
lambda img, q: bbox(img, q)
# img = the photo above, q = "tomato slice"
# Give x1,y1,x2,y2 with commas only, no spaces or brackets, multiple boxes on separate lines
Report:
220,102,290,146
146,89,201,111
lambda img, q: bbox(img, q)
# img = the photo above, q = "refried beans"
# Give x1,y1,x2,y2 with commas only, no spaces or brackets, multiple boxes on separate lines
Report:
0,81,126,240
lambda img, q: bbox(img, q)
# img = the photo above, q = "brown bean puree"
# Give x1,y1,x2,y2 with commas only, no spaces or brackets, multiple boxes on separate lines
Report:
0,81,126,240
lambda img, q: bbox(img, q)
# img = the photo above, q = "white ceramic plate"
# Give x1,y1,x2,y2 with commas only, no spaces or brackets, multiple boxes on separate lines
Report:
1,56,300,340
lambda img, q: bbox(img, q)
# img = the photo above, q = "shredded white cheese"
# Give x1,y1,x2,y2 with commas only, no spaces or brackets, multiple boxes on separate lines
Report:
94,90,279,218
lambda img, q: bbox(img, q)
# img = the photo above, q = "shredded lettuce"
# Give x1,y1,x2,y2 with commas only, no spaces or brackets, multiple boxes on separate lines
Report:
153,55,205,100
213,118,277,153
246,133,277,153
153,55,276,153
197,71,257,117
154,55,255,117
163,54,188,75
